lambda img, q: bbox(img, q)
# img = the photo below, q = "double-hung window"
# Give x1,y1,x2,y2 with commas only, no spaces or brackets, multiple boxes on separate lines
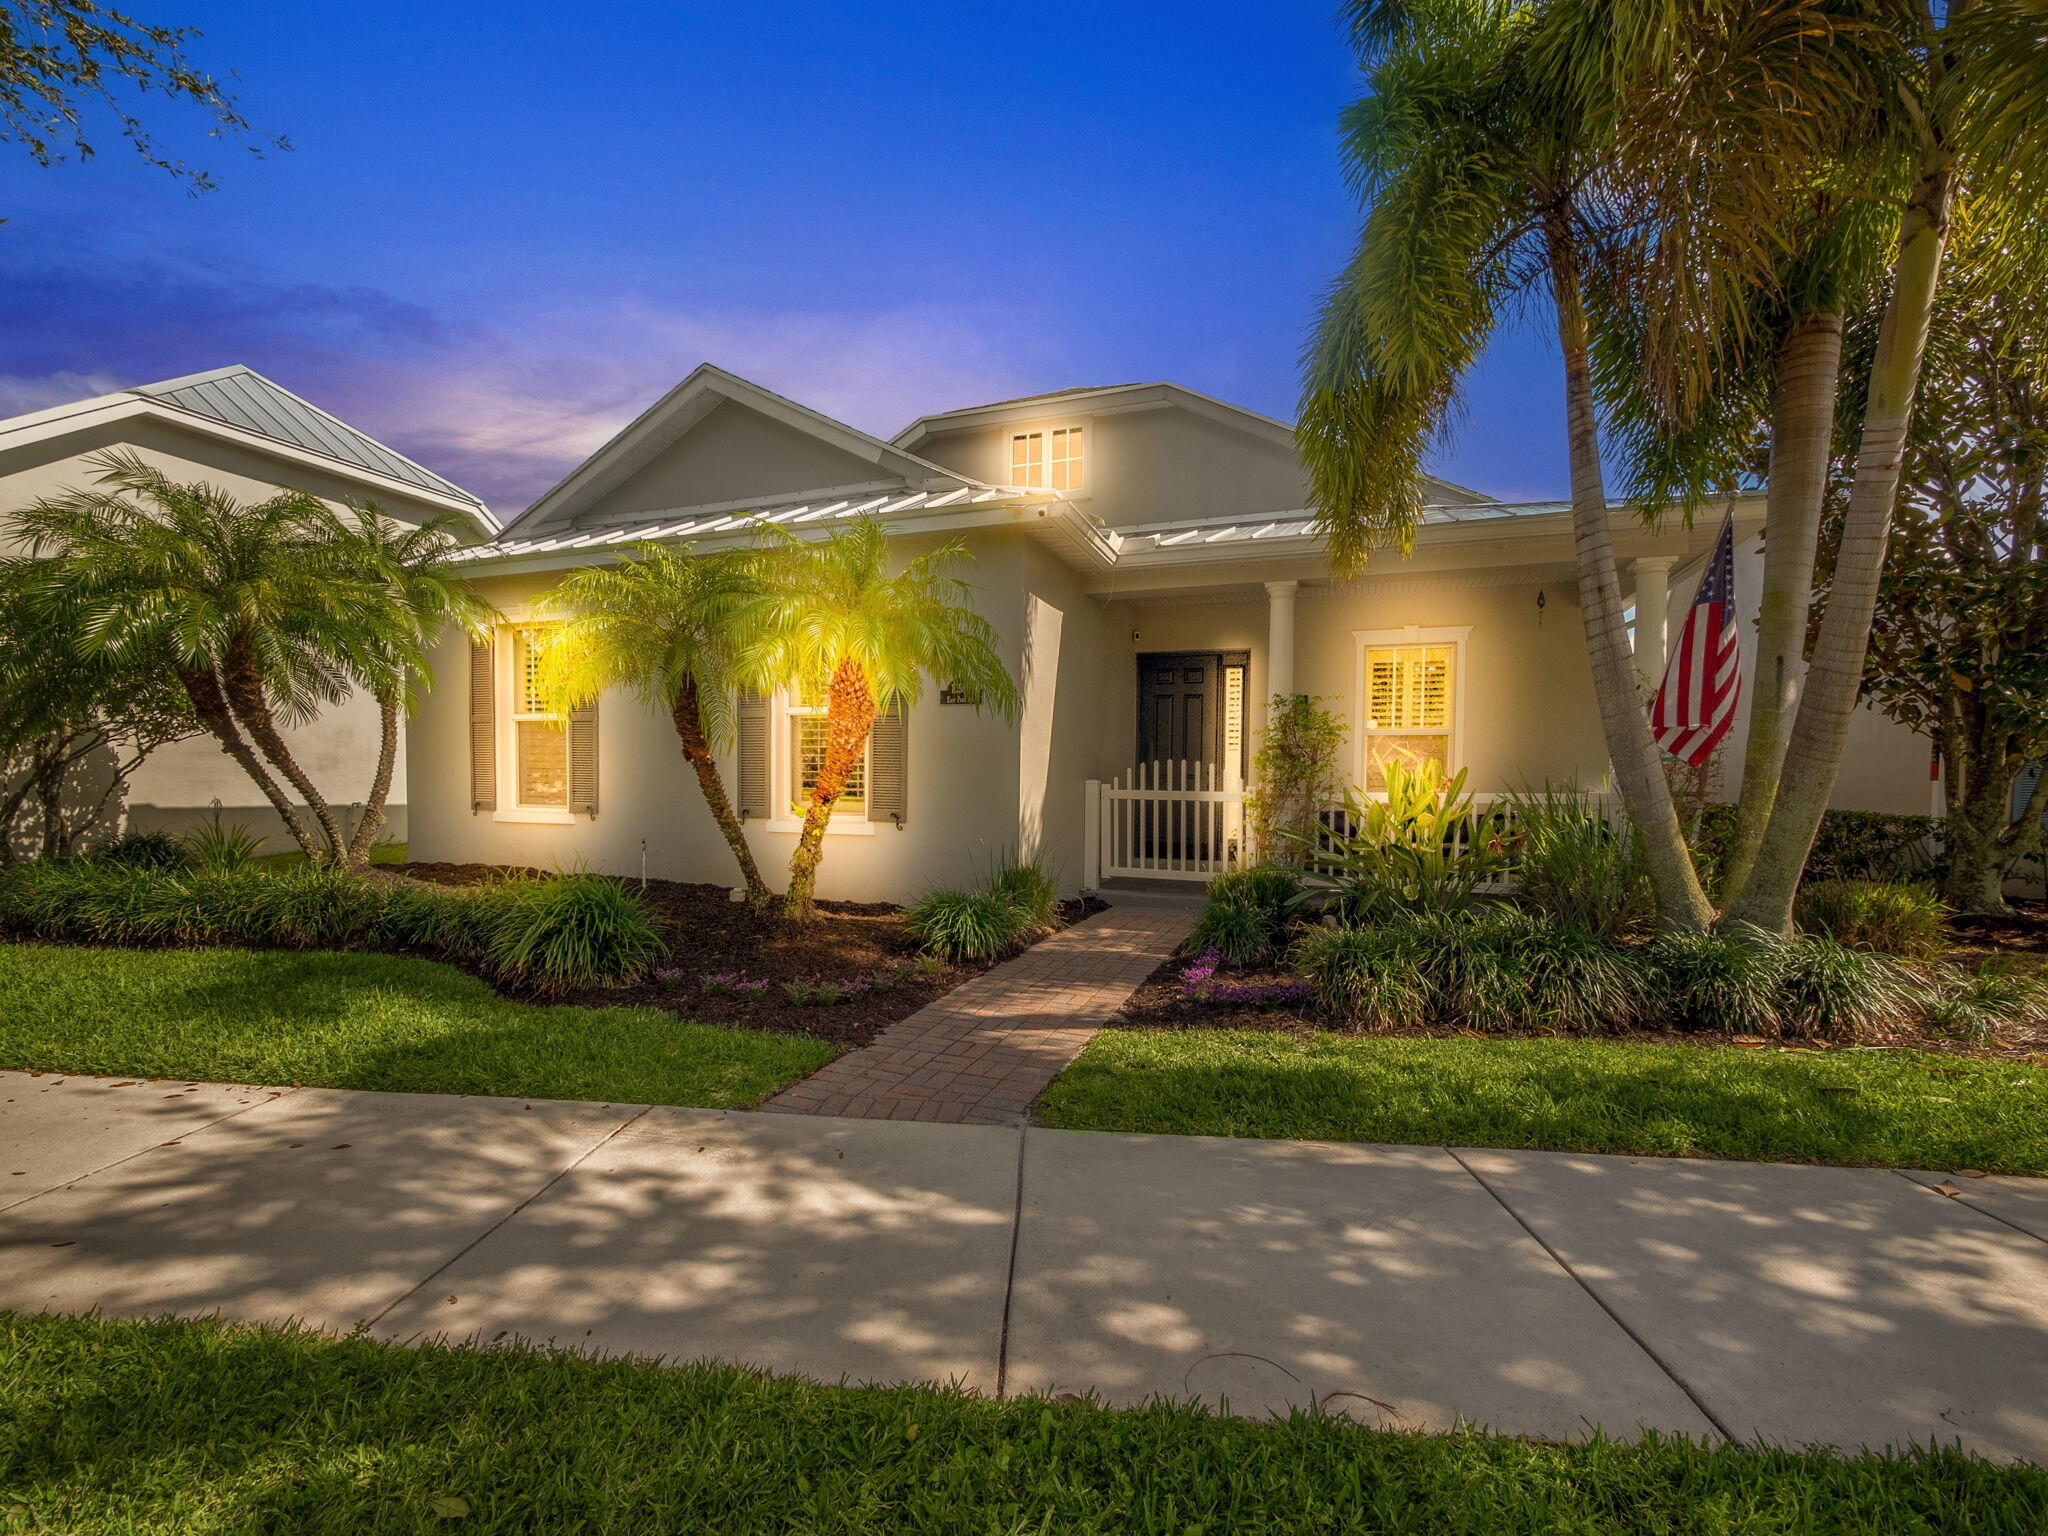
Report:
788,691,866,817
1356,628,1466,792
510,625,568,809
1009,426,1084,491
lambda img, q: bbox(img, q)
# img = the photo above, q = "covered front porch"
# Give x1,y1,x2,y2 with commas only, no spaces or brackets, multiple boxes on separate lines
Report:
1051,502,1743,887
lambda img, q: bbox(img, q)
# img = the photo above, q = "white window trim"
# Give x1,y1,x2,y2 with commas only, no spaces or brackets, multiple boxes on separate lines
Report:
1008,424,1085,492
759,686,877,837
1350,624,1472,797
490,612,581,826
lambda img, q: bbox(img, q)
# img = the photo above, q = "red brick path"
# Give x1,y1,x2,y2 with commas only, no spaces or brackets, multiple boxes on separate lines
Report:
761,907,1191,1125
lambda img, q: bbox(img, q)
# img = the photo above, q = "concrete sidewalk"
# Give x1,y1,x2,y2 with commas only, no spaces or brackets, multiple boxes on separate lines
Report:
2,1070,2044,1462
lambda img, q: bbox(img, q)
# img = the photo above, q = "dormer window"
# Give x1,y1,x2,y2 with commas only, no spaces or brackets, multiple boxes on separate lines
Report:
1010,426,1083,490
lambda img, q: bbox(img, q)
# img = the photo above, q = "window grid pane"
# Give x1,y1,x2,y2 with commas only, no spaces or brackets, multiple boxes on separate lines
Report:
517,719,568,806
792,714,865,814
1010,432,1044,488
1049,426,1083,490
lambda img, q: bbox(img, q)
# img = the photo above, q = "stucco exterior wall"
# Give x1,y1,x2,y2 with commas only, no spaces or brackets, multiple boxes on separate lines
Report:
407,529,1038,902
0,418,454,851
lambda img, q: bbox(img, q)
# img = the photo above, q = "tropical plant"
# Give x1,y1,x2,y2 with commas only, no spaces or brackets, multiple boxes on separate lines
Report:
0,559,199,860
1187,897,1276,969
1795,880,1946,960
1919,960,2048,1042
905,887,1033,963
318,505,495,867
1246,693,1347,865
537,544,775,909
1291,923,1430,1030
1,0,278,191
93,830,189,871
181,810,265,872
1299,0,1717,932
1502,781,1650,937
986,853,1059,938
18,453,422,863
469,872,665,995
1291,759,1501,923
1810,217,2048,912
744,514,1018,923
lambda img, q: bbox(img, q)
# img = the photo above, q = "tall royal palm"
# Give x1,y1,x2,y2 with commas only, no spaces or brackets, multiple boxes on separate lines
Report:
19,451,370,860
538,544,777,910
322,505,497,867
746,515,1018,924
1300,0,1720,931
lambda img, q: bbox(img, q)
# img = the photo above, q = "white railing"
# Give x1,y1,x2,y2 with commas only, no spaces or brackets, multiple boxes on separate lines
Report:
1083,773,1632,890
1084,760,1245,885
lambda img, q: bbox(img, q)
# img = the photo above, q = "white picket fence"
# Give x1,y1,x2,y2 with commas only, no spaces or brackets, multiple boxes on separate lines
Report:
1084,761,1245,884
1082,767,1632,888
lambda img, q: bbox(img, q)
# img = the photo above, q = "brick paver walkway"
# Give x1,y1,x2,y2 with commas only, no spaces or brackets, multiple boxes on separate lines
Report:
762,907,1191,1125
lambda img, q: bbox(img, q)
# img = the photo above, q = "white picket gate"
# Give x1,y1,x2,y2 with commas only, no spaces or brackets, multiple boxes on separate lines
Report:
1083,760,1245,885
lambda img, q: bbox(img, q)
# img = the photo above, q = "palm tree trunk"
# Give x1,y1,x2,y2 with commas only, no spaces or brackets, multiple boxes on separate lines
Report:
671,676,775,912
1727,159,1954,936
218,633,348,861
1549,220,1715,933
780,659,879,924
1719,309,1844,906
177,665,323,857
343,688,401,868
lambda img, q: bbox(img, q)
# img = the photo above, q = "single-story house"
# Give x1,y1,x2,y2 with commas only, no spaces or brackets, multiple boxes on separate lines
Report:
0,366,496,851
410,363,1933,900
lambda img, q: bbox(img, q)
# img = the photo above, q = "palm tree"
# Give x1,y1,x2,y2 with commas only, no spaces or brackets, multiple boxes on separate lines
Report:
745,515,1018,924
19,451,364,859
536,543,777,910
1722,0,2048,934
321,505,497,867
1300,0,1720,931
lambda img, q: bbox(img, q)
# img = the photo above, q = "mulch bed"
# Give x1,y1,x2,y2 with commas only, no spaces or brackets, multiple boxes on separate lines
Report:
1107,899,2048,1063
400,863,1103,1048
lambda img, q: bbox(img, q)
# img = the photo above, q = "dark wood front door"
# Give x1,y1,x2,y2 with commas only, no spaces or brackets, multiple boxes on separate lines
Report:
1137,651,1220,771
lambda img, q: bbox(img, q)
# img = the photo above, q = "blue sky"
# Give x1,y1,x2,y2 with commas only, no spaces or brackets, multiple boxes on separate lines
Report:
1,0,1565,512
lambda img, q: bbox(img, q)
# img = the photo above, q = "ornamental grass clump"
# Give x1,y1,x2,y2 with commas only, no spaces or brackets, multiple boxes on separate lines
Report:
1795,879,1947,960
1920,960,2048,1041
1501,782,1650,937
1643,929,1792,1036
1777,937,1917,1039
987,854,1060,938
905,887,1031,962
469,872,665,995
94,830,190,872
1189,864,1302,966
1291,923,1429,1029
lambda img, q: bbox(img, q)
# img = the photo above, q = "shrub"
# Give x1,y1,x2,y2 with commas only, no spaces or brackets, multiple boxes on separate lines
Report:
906,887,1033,961
1806,811,1941,884
1499,912,1647,1032
1188,896,1276,967
469,872,664,994
1291,924,1429,1029
987,855,1059,937
1502,782,1650,937
1778,938,1915,1039
1295,762,1504,923
1920,960,2048,1041
1796,880,1947,959
182,815,266,872
1644,930,1791,1036
95,831,191,871
1206,863,1304,921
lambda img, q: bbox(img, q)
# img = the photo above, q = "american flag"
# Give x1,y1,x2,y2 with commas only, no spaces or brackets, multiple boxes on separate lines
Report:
1651,511,1742,766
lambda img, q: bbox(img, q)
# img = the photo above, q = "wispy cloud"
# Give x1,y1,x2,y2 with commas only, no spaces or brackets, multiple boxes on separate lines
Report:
0,233,1040,512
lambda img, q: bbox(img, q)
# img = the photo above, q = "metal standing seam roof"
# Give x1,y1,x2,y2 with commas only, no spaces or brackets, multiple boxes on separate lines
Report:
131,366,487,511
455,484,1047,562
1115,500,1569,553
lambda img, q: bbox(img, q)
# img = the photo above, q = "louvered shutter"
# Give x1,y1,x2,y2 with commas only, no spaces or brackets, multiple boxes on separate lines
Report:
469,638,497,813
567,702,599,816
737,689,771,819
868,694,908,826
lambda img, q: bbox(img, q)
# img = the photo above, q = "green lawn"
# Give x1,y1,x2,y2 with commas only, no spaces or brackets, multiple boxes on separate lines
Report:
254,840,409,869
1038,1029,2048,1173
0,1313,2038,1535
0,943,835,1107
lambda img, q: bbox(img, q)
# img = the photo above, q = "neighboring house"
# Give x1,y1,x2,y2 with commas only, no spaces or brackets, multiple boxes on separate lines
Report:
410,363,1932,900
0,366,495,852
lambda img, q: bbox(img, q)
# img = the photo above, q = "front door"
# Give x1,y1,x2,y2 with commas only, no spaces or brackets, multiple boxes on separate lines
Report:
1136,651,1220,771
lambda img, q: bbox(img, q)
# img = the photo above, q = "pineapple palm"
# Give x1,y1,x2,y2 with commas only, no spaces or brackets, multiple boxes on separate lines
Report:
537,544,777,910
745,515,1018,924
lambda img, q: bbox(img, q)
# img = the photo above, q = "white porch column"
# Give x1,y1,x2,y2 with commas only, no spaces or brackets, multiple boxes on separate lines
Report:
1265,579,1299,699
1632,557,1675,687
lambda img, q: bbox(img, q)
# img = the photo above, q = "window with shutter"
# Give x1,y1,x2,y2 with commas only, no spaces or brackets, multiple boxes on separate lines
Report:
509,625,569,809
469,638,496,813
567,702,599,816
1357,637,1461,792
736,689,771,819
867,696,908,826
